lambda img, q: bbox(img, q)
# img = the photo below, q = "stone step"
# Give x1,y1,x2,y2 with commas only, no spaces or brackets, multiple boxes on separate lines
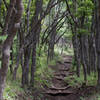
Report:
44,89,73,95
49,85,71,90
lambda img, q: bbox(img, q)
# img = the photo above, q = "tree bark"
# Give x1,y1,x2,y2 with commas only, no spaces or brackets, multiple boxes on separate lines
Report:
72,34,81,77
0,0,23,99
95,0,100,85
30,0,42,86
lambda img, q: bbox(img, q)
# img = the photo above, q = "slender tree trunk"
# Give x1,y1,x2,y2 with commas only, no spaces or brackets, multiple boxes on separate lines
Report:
48,28,56,60
80,35,87,81
13,27,24,80
72,34,81,77
30,0,42,86
22,47,31,86
89,32,97,72
9,46,13,74
84,36,90,75
95,0,100,85
30,42,36,86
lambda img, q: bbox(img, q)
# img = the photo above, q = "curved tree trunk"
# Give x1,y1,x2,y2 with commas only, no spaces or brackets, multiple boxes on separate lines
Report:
0,0,23,99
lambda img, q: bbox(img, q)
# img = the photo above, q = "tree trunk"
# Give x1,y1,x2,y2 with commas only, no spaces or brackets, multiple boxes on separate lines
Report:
22,47,31,86
30,42,36,86
95,0,100,85
72,34,81,77
89,32,97,72
80,35,87,81
13,27,24,80
0,0,23,99
30,0,42,86
9,46,13,74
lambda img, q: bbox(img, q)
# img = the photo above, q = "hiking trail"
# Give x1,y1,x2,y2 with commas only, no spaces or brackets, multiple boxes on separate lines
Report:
44,55,80,100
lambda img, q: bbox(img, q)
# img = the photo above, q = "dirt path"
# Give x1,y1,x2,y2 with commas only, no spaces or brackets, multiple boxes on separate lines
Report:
44,55,80,100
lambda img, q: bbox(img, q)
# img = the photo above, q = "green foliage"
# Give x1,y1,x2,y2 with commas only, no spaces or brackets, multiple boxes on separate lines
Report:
34,47,62,88
79,90,100,100
4,79,24,100
64,65,98,88
76,0,94,17
80,97,85,100
3,68,24,100
77,28,90,35
4,81,23,100
86,72,97,86
96,95,100,100
0,35,7,41
35,53,55,88
64,74,84,88
0,0,97,99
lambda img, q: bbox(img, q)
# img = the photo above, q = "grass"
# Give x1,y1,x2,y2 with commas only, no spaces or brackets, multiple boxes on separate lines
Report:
80,91,100,100
64,58,98,88
3,45,73,100
4,68,24,100
55,45,74,56
35,52,61,88
3,50,61,100
64,59,100,100
4,80,24,100
64,69,98,88
4,46,99,100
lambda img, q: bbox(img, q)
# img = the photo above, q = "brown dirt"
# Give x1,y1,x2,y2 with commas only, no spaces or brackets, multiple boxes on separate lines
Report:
15,55,98,100
44,55,80,100
31,55,98,100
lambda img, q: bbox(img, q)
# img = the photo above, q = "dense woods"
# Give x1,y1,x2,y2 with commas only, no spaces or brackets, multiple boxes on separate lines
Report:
0,0,100,100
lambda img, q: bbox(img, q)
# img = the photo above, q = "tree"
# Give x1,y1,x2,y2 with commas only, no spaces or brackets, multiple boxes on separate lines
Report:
95,0,100,85
0,0,24,99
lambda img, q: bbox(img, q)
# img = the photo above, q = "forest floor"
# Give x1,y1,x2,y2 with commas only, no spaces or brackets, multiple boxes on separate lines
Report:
42,55,80,100
38,55,99,100
6,55,100,100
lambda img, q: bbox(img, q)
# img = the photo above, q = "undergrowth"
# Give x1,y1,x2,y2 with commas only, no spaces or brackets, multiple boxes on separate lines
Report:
3,45,72,100
64,58,98,88
64,71,97,88
64,58,99,100
35,52,61,88
4,49,61,100
80,91,100,100
4,70,25,100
